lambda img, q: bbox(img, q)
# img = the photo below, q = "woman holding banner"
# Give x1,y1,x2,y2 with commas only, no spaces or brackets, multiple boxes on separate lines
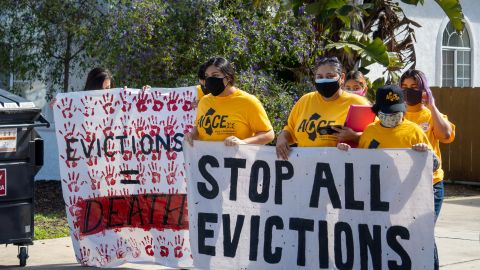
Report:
184,56,274,146
275,57,369,160
400,69,455,270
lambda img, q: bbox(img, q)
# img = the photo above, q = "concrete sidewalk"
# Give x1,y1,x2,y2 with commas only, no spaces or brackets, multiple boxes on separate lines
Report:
1,196,479,269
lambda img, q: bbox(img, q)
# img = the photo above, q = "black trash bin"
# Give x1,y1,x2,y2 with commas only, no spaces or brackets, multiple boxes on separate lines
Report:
0,89,49,267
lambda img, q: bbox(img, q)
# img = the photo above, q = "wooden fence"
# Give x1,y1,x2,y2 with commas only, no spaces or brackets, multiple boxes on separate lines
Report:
431,87,479,182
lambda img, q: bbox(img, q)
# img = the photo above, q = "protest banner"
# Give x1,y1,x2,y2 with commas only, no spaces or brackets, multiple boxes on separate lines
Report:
53,87,196,268
184,141,435,269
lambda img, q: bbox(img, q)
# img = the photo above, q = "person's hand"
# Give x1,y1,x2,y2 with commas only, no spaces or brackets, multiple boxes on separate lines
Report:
224,136,246,146
48,98,57,109
337,143,351,151
141,85,151,91
332,126,360,142
424,90,436,110
276,133,291,160
412,143,429,152
184,131,195,146
192,99,199,109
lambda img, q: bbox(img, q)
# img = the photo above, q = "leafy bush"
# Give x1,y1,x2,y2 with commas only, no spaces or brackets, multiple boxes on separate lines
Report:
237,70,312,136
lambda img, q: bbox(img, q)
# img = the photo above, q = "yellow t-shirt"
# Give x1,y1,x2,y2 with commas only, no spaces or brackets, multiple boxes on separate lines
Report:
405,107,456,184
359,119,432,149
197,85,205,100
195,89,272,141
284,91,370,147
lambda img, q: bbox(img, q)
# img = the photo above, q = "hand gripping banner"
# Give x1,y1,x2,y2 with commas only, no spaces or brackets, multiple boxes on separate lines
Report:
54,87,196,268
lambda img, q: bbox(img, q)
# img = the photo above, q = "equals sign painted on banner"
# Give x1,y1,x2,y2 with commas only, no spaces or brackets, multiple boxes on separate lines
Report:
120,169,140,184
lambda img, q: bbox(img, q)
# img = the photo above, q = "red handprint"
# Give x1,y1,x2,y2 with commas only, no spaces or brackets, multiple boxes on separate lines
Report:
151,149,161,161
60,149,79,168
81,121,97,143
127,237,141,258
140,236,155,256
135,150,146,163
166,148,177,161
180,90,194,112
56,97,76,119
100,92,116,114
67,195,84,218
156,236,171,258
147,162,161,184
151,91,164,112
87,156,98,167
119,164,132,181
76,246,91,265
164,161,178,185
121,139,133,161
111,238,127,259
133,118,147,138
88,169,101,190
162,115,178,137
135,90,150,113
181,114,195,134
63,171,85,193
101,165,117,186
164,91,180,111
115,115,132,137
80,96,97,117
59,123,76,140
147,115,161,137
119,88,133,112
102,118,115,137
173,235,185,258
95,244,111,266
136,163,146,185
104,140,116,162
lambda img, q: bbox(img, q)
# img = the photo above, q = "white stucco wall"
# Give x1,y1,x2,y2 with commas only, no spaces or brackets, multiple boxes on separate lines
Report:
367,0,480,87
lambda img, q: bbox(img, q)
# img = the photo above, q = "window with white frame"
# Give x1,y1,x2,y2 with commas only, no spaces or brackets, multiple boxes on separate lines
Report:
441,22,471,87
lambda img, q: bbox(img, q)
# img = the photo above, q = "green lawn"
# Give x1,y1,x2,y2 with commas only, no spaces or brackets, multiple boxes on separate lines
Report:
34,212,70,240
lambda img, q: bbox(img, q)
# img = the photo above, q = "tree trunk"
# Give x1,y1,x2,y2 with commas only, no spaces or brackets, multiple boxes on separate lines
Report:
63,32,72,93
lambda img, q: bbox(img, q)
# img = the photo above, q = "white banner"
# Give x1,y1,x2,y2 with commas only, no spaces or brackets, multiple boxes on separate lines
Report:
184,141,435,269
53,87,196,268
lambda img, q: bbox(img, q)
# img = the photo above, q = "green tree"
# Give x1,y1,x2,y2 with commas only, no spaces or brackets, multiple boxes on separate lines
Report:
260,0,465,84
0,0,107,95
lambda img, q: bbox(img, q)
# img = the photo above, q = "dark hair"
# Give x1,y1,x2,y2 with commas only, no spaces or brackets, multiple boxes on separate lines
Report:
204,56,235,85
400,69,432,100
315,57,343,75
345,70,366,86
197,63,207,80
84,67,113,90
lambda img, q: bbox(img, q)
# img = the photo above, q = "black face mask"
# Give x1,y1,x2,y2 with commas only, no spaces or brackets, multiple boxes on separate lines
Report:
404,88,423,105
200,84,209,95
315,78,340,98
205,77,226,96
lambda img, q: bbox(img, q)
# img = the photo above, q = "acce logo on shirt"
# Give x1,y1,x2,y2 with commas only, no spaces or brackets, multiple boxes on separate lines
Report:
297,113,337,141
198,108,235,136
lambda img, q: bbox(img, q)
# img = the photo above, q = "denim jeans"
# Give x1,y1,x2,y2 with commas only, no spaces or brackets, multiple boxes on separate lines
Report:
433,181,444,270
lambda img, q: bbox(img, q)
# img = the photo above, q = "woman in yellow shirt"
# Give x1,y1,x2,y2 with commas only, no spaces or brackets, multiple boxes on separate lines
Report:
184,56,274,146
343,70,368,96
276,57,370,159
400,69,455,270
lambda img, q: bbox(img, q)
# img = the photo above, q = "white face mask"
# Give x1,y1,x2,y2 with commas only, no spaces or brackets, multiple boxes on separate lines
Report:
378,111,403,128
